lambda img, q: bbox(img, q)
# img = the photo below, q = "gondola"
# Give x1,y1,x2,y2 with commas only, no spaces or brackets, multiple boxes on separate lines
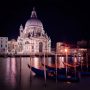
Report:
28,64,80,82
42,63,77,76
42,64,66,74
43,64,90,77
78,65,90,76
80,71,90,76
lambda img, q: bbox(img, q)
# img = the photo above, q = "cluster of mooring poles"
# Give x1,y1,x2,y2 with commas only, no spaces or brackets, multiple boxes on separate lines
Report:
28,51,88,87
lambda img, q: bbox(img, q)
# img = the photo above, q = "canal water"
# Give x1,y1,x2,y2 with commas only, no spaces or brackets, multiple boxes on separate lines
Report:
0,56,90,90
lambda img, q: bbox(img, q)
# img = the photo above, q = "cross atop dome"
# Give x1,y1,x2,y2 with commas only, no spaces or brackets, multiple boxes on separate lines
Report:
33,7,35,11
31,7,37,19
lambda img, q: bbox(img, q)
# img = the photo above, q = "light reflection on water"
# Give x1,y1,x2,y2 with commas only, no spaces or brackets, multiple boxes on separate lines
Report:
0,56,90,90
58,57,65,68
5,58,16,87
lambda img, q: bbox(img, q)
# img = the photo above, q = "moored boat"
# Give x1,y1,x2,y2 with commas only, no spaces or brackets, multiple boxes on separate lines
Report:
43,63,90,77
76,64,90,76
42,64,78,76
28,64,80,82
80,71,90,76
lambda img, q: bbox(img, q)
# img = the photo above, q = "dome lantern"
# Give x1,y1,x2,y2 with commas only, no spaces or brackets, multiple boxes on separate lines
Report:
31,7,37,19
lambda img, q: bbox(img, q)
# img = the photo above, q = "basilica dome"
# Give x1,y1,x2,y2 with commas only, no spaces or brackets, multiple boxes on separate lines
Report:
25,8,43,27
25,19,43,27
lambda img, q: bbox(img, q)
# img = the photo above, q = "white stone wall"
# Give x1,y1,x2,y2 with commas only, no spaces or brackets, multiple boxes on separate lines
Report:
17,8,51,54
18,36,51,54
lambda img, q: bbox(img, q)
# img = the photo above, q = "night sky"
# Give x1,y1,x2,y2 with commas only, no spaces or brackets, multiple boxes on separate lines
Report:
0,0,89,47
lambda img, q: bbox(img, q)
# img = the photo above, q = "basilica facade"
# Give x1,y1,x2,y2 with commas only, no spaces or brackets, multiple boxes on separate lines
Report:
17,8,51,54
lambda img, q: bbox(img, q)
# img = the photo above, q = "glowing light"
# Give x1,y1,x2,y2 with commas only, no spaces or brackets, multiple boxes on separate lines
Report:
74,57,77,63
65,48,68,52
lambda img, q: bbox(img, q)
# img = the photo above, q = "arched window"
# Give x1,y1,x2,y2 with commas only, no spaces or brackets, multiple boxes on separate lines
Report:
25,41,30,44
39,42,43,52
28,33,31,38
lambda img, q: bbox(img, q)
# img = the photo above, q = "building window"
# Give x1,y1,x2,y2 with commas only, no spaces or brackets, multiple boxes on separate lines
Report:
25,41,30,44
39,42,43,52
32,46,34,49
5,45,7,47
31,46,34,52
1,45,2,48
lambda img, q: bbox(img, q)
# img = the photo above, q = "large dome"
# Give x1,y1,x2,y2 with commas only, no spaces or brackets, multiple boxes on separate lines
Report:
25,19,43,27
25,8,43,27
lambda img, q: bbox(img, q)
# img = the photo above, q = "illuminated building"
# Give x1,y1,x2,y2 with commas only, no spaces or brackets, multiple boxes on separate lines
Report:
56,42,64,54
17,8,51,54
0,37,8,54
56,42,70,54
8,39,18,54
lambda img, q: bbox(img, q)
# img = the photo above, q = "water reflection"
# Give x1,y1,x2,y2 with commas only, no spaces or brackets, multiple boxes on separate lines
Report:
0,56,90,90
32,57,42,68
58,57,65,68
5,57,16,88
20,57,30,90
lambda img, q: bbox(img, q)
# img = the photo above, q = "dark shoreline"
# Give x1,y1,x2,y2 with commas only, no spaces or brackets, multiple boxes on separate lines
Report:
0,54,83,57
